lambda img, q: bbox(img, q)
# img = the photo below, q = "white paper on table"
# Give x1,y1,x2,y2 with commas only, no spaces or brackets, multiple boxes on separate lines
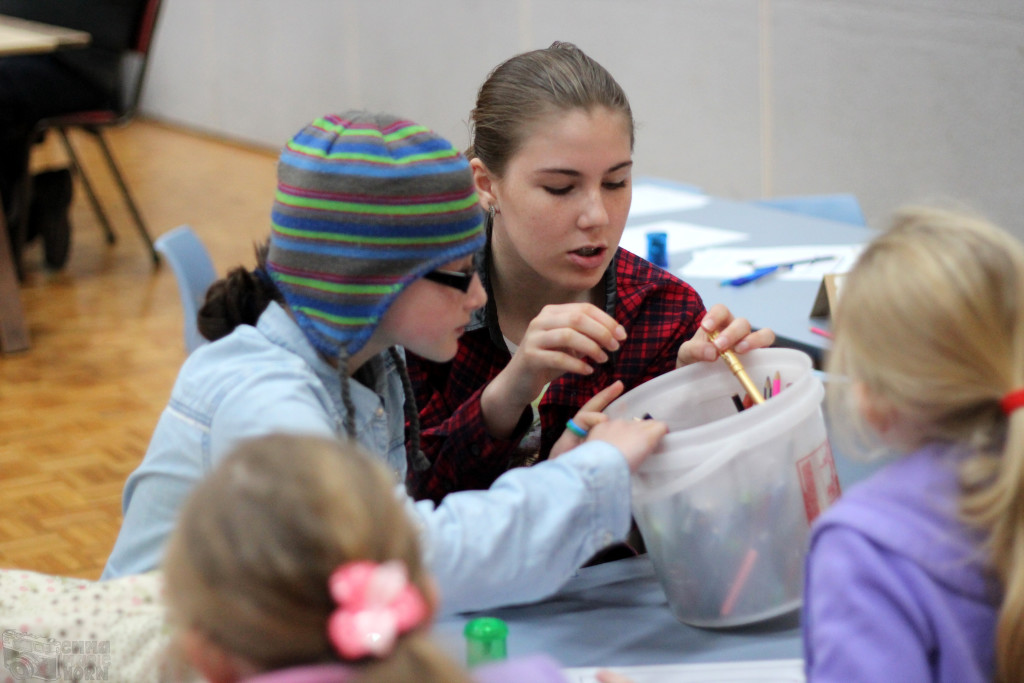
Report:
562,657,805,683
629,184,710,217
677,245,863,282
619,220,748,259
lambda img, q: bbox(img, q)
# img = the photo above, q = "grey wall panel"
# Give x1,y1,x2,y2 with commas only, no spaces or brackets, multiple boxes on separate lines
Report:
523,0,763,197
770,1,1024,230
347,0,522,152
144,0,359,147
140,0,1024,238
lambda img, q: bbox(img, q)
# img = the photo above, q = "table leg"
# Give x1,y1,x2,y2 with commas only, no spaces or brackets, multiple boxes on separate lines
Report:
0,208,30,353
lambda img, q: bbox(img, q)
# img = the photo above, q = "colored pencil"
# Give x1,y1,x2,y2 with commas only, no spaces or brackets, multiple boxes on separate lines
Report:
707,330,765,405
720,547,759,616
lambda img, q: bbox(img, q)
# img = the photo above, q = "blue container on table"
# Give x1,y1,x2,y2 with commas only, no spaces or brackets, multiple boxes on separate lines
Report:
646,231,669,268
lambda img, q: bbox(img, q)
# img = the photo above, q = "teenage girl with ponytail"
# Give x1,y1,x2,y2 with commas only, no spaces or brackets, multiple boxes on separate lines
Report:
407,42,774,504
802,205,1024,682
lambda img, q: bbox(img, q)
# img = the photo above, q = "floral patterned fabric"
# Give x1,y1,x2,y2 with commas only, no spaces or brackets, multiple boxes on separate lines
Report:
0,569,182,683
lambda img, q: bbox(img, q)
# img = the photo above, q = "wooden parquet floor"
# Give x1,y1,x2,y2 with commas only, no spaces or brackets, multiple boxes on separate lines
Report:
0,119,278,579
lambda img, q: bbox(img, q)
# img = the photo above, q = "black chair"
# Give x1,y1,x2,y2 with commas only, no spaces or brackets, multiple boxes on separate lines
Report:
29,0,164,267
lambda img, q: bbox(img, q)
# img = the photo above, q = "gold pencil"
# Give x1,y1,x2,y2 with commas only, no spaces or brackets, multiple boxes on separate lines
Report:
706,330,765,405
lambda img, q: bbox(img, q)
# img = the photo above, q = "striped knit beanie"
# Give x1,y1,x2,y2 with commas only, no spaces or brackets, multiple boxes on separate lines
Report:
267,112,485,360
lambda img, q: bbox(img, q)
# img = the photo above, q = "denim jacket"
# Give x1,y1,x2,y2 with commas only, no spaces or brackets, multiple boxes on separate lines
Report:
103,303,630,614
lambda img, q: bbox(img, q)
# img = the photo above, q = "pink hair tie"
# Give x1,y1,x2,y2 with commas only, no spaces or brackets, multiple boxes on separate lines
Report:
1000,388,1024,415
327,560,429,660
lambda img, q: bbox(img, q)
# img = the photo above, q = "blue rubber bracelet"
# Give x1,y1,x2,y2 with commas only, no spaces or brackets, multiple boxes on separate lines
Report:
565,418,588,438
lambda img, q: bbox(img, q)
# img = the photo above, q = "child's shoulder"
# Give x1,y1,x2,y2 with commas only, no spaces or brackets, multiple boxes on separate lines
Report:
174,306,320,394
817,445,959,531
613,248,702,320
812,444,987,590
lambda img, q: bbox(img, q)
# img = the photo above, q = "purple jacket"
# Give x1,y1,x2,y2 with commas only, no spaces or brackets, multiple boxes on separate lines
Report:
802,443,1000,682
241,655,568,683
474,654,569,682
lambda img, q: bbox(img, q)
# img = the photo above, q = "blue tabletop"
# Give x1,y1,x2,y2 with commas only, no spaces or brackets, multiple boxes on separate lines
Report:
434,425,885,670
624,187,878,364
436,554,802,668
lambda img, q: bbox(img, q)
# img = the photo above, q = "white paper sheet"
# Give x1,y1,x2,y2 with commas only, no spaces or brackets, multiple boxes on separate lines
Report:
619,220,748,260
562,658,805,683
677,245,863,282
629,184,710,217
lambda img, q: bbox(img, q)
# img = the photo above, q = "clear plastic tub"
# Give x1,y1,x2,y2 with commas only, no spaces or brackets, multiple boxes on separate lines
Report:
605,348,840,627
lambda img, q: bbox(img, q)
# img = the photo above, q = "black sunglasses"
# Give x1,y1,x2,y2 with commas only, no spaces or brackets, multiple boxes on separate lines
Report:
423,268,476,293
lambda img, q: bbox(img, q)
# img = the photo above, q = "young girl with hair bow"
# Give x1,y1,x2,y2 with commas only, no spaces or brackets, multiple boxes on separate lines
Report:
164,433,632,683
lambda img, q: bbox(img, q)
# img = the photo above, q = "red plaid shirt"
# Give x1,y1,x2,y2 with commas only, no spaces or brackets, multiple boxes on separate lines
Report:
406,248,705,503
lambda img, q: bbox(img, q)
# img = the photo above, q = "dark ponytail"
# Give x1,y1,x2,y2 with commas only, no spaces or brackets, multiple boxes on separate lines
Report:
197,242,284,342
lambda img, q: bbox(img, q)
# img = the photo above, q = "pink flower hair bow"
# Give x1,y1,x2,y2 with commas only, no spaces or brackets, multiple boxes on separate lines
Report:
327,560,429,660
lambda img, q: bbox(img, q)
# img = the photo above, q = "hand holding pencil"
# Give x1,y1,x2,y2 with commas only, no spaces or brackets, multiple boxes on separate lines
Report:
706,329,765,405
676,304,776,369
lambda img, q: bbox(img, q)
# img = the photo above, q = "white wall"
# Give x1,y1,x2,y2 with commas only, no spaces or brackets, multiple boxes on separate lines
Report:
140,0,1024,234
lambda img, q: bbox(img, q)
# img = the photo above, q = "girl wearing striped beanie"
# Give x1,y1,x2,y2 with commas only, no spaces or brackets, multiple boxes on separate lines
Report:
264,111,487,459
105,111,669,618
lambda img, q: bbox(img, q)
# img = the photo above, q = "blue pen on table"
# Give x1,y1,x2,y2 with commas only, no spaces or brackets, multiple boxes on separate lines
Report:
720,255,836,287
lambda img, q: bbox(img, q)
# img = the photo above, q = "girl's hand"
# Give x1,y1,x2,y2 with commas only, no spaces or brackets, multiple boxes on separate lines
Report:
587,417,667,472
504,303,626,405
596,671,636,683
550,381,624,459
481,304,626,438
676,303,775,367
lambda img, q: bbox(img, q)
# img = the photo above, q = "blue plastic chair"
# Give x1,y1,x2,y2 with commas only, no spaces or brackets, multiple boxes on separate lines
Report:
752,193,867,226
154,225,217,353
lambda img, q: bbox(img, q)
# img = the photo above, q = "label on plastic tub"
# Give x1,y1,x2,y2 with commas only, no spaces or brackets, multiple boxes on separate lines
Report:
797,439,841,523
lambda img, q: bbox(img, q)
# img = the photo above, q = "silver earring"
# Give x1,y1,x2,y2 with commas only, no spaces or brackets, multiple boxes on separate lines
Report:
486,204,497,232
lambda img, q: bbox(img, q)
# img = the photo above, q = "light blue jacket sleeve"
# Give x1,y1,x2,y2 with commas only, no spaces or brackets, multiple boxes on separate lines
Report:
102,362,340,579
104,308,632,613
410,440,632,615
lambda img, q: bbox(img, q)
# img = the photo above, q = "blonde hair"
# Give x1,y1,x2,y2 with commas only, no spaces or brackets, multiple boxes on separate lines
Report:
469,41,634,177
163,434,470,683
826,205,1024,682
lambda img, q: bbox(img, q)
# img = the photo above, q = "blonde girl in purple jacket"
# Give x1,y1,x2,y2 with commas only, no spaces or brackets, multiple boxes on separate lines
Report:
803,206,1024,683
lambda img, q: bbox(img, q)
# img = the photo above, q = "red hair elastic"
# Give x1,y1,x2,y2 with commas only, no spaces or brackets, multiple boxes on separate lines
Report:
1000,388,1024,415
